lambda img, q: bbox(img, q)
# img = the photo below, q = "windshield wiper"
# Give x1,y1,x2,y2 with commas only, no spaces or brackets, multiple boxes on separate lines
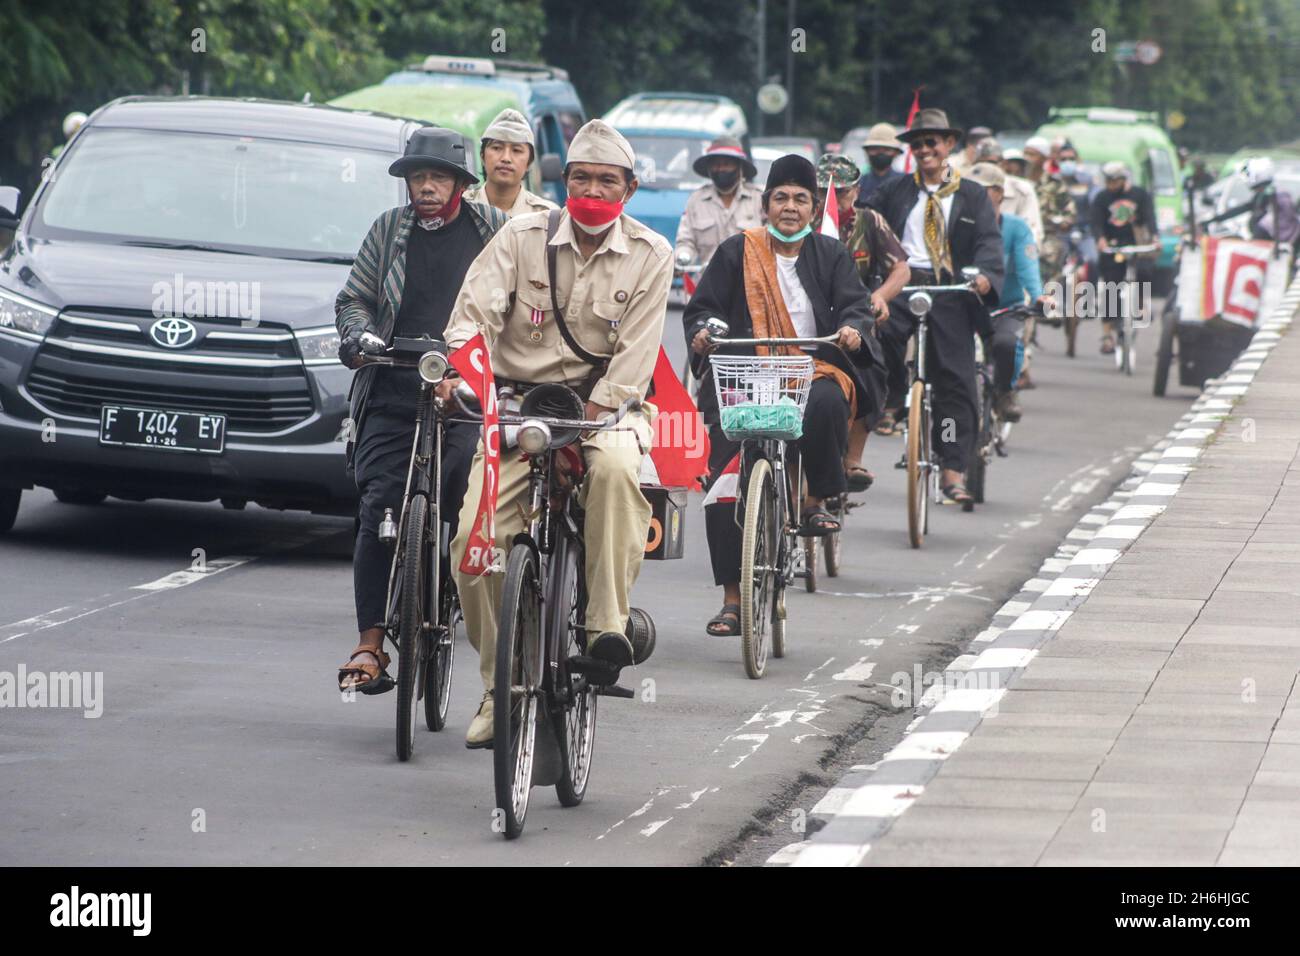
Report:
120,240,258,256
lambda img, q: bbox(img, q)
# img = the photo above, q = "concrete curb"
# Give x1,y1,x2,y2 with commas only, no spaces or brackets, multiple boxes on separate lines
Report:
768,269,1300,867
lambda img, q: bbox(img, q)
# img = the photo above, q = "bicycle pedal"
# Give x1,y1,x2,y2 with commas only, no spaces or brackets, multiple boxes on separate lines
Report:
567,654,621,683
596,684,635,699
893,458,907,470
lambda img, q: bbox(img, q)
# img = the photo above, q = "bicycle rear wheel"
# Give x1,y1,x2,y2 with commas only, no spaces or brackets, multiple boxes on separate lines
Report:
551,538,596,808
824,496,842,577
424,584,458,732
740,459,776,679
395,494,429,762
494,544,543,839
906,380,927,548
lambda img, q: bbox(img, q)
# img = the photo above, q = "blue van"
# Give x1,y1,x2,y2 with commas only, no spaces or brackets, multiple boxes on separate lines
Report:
603,93,751,246
335,55,587,206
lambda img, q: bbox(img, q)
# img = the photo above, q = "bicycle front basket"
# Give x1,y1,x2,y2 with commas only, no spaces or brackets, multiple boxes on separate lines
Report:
709,354,815,441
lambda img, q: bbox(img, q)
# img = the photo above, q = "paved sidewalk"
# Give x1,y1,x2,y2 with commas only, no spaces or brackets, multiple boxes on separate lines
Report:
780,275,1300,866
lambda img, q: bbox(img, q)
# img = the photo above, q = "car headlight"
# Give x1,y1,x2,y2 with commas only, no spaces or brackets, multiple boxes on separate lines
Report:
0,288,58,340
517,419,552,455
295,325,341,365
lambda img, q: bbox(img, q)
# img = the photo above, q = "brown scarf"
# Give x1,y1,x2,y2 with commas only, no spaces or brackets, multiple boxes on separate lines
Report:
741,227,855,418
914,165,960,276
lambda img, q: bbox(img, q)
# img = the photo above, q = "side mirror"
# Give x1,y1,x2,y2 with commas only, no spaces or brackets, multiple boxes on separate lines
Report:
0,185,20,227
539,153,563,183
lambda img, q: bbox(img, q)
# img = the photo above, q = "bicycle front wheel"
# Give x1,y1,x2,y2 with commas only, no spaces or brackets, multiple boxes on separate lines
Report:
906,380,928,549
395,494,429,762
740,459,776,679
551,537,596,809
494,544,543,839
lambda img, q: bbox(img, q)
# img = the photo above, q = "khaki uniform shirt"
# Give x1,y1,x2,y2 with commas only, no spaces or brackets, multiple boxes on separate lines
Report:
461,183,558,218
673,181,764,265
1001,174,1044,242
446,210,673,409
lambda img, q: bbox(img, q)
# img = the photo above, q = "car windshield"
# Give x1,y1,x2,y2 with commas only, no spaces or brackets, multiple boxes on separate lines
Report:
626,135,711,188
30,127,400,260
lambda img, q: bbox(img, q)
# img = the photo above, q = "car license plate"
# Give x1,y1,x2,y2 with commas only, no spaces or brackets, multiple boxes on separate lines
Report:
99,405,225,454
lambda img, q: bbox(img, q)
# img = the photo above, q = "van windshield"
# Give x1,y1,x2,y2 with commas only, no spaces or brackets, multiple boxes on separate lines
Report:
626,135,711,188
31,128,400,260
1148,148,1177,195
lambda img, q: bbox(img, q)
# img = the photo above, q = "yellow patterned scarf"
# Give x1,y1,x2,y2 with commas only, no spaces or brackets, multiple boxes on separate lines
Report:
914,165,960,276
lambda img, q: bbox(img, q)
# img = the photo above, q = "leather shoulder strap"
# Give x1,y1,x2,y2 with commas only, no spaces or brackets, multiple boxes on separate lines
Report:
545,208,608,369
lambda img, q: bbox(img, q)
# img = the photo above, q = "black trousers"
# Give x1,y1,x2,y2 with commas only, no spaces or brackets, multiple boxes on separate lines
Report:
989,311,1025,393
877,296,979,473
703,378,848,587
352,408,478,632
1097,255,1154,323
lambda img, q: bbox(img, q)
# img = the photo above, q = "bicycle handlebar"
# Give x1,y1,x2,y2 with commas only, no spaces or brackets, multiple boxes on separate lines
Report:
1107,243,1160,256
900,282,978,295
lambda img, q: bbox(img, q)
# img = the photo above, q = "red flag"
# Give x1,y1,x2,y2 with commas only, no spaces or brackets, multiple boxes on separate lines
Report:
648,346,709,490
902,87,922,174
682,271,697,297
448,334,500,576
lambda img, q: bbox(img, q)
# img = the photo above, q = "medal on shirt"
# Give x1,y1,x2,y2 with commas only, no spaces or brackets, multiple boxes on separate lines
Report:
606,320,619,344
529,307,544,343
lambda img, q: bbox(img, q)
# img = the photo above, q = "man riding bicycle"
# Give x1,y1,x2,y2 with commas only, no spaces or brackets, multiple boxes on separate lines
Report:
674,136,764,270
334,128,508,695
866,108,1004,506
966,162,1044,423
443,119,672,748
683,154,883,637
817,153,910,491
1091,161,1157,355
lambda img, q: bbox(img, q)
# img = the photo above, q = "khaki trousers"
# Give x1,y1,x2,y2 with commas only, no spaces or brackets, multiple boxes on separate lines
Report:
451,409,654,692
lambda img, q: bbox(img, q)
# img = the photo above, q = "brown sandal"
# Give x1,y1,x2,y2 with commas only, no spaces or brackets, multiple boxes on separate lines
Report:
338,644,395,695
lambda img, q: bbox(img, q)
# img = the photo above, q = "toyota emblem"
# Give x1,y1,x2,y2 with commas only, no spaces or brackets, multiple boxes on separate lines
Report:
150,317,198,349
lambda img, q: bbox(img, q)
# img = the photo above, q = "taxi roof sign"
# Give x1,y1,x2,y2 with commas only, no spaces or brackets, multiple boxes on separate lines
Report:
420,55,496,77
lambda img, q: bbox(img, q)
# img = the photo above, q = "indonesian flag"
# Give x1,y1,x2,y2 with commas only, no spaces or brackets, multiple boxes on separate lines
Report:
701,451,741,507
682,271,698,298
820,181,840,238
648,346,709,490
902,87,922,174
1199,236,1273,328
448,334,500,575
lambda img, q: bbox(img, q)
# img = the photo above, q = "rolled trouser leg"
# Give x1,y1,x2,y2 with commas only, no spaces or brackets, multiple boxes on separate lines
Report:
579,410,654,637
799,378,849,499
451,443,532,692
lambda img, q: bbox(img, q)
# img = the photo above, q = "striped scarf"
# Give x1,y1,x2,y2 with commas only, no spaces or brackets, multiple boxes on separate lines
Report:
914,165,960,276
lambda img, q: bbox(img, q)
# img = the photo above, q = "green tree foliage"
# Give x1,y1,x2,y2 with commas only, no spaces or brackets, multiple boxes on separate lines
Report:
2,0,1298,194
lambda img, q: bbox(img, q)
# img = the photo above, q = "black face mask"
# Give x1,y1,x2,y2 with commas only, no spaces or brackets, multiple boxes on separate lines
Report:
710,168,740,191
868,153,894,172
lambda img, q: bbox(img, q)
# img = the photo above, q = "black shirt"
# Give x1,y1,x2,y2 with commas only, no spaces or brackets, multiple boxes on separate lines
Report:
1090,186,1157,248
369,211,483,410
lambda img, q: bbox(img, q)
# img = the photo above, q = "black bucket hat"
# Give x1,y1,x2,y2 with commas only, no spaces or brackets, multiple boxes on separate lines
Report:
389,127,480,183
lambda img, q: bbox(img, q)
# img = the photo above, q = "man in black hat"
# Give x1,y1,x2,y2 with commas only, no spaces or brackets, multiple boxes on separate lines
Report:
866,108,1004,506
684,154,884,637
334,126,508,695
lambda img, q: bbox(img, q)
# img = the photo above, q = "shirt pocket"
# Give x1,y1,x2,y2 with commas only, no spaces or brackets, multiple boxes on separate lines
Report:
588,298,627,353
513,286,556,343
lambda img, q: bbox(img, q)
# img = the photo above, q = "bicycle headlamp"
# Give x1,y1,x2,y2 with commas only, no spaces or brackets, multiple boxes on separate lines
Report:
517,419,552,455
907,291,932,317
417,350,450,384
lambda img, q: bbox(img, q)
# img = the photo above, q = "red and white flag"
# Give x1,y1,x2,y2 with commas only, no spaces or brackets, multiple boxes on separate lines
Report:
647,346,709,490
902,87,922,174
1199,236,1273,328
819,181,840,238
448,334,500,575
701,451,741,507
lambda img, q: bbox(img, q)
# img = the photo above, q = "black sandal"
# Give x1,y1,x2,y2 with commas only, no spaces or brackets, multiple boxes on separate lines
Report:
874,410,900,436
845,465,874,492
799,505,841,537
706,604,741,637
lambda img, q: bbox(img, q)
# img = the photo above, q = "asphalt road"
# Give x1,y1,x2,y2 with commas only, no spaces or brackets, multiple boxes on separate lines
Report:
0,310,1198,865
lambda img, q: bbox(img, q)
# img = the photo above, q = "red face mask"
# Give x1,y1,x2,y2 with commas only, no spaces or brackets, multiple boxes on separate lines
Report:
414,189,461,228
566,195,625,232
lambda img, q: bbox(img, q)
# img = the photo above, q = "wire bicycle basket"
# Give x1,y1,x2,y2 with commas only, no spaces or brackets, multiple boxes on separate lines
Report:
709,354,815,441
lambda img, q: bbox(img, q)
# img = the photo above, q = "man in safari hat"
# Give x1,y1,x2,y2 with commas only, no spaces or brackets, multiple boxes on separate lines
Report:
675,135,764,267
462,107,558,218
855,121,906,209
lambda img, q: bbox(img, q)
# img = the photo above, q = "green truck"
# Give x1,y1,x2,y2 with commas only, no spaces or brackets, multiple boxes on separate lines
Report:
1034,107,1184,274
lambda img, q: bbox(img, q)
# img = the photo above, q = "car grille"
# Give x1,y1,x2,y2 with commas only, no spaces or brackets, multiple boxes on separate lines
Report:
25,311,315,433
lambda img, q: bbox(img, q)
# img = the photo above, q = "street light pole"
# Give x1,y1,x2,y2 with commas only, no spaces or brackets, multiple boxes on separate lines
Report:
785,0,796,135
757,0,767,136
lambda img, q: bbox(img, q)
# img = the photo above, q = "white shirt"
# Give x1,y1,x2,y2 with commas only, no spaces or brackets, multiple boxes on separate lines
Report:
901,187,955,269
775,253,816,338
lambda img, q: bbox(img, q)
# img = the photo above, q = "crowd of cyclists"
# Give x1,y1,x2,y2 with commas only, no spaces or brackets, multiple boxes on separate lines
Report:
327,103,1186,831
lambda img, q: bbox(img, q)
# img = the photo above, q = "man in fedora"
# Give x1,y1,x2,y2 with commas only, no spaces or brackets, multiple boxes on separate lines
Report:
334,126,508,696
444,119,673,746
674,135,764,268
462,107,558,218
865,107,1003,507
854,122,906,210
